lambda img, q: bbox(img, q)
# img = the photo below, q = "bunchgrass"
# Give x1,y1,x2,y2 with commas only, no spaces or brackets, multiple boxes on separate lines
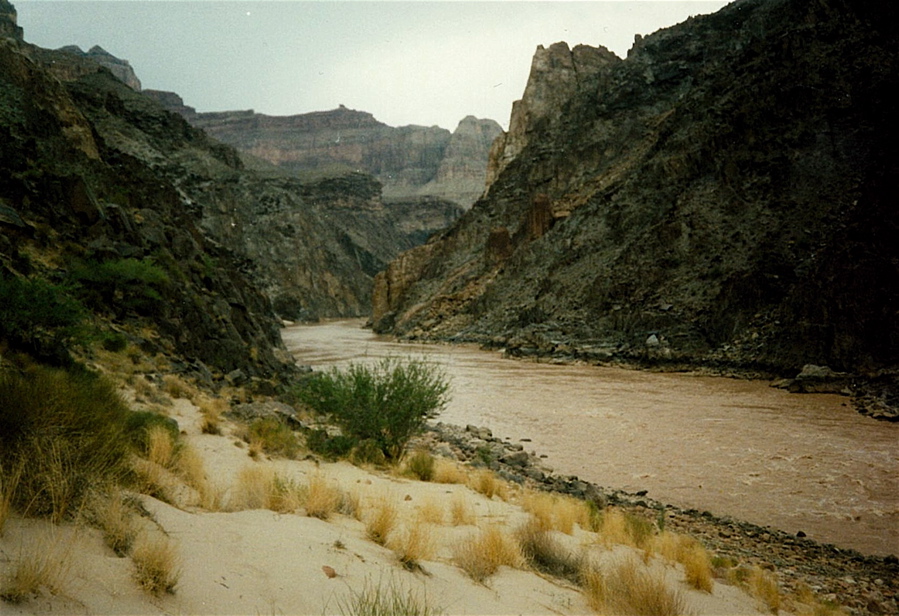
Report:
584,557,687,616
244,417,300,459
337,577,442,616
365,499,398,546
515,518,583,583
747,565,781,614
0,461,23,536
88,490,138,556
450,494,475,526
303,473,341,520
131,534,180,595
521,490,589,534
0,367,131,522
0,530,72,603
468,469,506,500
433,459,468,484
388,523,435,570
403,450,436,481
453,525,524,583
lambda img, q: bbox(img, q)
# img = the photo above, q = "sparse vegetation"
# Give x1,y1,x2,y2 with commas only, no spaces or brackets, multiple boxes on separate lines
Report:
338,577,442,616
468,469,507,500
522,490,588,534
295,358,449,461
0,530,72,603
404,449,436,481
303,473,341,520
244,417,300,459
433,458,468,484
88,490,138,556
71,257,170,317
131,534,181,595
747,565,781,614
450,494,475,526
388,523,435,570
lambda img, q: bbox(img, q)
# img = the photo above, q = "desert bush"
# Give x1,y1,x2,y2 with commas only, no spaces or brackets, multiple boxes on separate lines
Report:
245,417,300,459
516,518,583,583
747,566,781,614
132,534,180,595
585,557,687,616
295,358,449,461
146,424,176,468
125,411,180,456
0,366,131,521
338,577,442,616
197,396,228,435
598,508,654,549
161,374,197,401
417,497,445,525
404,449,436,481
680,541,713,593
522,490,588,534
230,465,276,510
453,525,524,582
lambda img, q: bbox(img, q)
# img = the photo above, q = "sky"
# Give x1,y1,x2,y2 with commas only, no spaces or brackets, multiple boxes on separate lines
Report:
15,1,731,130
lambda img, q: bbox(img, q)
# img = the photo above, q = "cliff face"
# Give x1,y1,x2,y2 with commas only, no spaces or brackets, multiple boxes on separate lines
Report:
374,0,899,376
0,0,22,40
0,36,290,378
54,45,143,91
145,92,501,209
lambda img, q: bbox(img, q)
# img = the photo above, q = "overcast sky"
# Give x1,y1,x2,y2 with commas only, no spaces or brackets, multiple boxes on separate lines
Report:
16,1,730,130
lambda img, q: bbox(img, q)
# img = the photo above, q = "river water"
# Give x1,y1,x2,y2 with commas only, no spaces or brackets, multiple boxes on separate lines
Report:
283,319,898,557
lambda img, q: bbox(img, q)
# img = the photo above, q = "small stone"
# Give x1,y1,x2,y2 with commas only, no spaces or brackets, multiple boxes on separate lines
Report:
646,334,660,346
322,565,337,579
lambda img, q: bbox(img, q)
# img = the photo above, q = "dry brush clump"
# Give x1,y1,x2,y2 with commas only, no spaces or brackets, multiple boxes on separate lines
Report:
453,524,524,583
0,530,72,603
337,576,442,616
303,473,342,520
403,449,436,481
87,490,139,556
522,489,589,535
432,458,468,484
583,556,688,616
450,494,476,526
388,522,435,570
468,468,508,500
365,498,399,546
515,518,584,584
131,533,181,595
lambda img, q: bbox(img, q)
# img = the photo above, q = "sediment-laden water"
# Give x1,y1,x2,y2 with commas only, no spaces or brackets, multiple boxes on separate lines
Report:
283,319,899,557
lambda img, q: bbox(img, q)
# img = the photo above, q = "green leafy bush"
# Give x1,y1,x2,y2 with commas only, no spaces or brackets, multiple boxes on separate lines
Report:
296,358,449,462
0,274,87,359
125,411,181,455
0,366,131,521
71,258,170,315
306,429,356,460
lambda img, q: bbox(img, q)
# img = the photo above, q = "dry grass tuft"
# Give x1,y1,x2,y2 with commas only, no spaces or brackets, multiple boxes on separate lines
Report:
453,525,524,583
417,497,445,525
468,469,507,500
146,425,176,469
337,576,441,616
433,458,468,484
131,534,180,595
522,490,589,534
0,461,23,536
450,494,476,526
681,542,714,593
173,444,225,511
197,396,228,435
584,557,687,616
0,531,72,603
230,465,276,510
598,507,653,549
129,456,177,503
516,518,583,583
747,565,781,614
388,522,435,569
403,449,436,481
303,473,341,520
365,498,398,546
89,490,138,556
338,489,362,519
161,374,198,401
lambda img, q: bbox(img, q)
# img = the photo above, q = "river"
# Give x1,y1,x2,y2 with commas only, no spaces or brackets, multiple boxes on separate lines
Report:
283,319,898,557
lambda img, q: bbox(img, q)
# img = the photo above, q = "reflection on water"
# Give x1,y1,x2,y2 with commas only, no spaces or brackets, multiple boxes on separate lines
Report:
284,319,899,557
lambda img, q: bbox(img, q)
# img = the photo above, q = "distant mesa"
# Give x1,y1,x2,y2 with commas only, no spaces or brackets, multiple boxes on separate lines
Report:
144,90,502,210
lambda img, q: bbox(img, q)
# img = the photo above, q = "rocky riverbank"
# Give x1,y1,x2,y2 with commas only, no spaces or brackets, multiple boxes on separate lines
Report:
417,422,899,616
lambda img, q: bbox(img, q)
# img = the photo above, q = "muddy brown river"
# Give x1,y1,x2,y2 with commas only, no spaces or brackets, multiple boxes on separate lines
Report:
283,319,898,557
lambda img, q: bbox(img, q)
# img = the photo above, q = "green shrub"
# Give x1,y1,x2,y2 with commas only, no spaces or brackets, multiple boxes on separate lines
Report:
338,577,442,616
306,429,355,460
0,366,131,521
71,258,169,315
296,358,449,462
0,274,87,358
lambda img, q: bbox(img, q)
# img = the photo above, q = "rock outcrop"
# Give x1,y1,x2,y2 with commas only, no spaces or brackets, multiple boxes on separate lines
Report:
374,0,899,379
0,0,22,40
56,45,142,91
145,92,501,209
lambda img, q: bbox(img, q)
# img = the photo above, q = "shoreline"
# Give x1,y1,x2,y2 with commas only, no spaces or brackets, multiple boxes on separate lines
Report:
420,421,899,614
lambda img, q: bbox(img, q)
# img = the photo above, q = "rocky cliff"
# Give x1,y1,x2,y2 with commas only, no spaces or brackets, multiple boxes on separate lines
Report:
145,91,502,209
53,45,143,91
374,0,898,378
0,0,22,40
0,35,290,379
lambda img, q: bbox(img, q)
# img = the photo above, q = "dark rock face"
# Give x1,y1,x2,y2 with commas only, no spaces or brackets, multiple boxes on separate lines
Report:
56,45,143,91
0,0,22,41
0,37,289,377
375,0,899,377
145,92,502,209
